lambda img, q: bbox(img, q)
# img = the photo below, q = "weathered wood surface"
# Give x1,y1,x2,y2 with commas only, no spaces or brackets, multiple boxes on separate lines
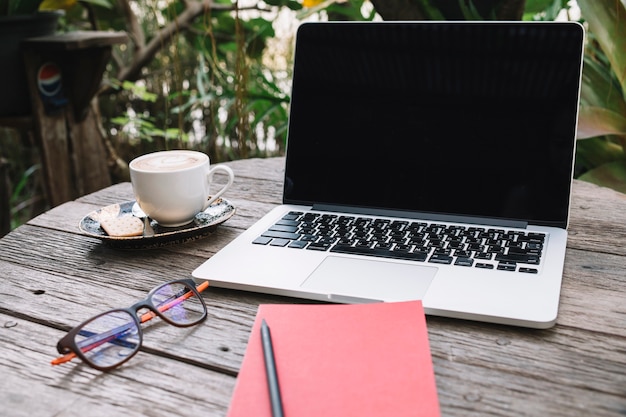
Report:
0,157,625,417
20,32,127,208
23,31,128,51
0,157,10,236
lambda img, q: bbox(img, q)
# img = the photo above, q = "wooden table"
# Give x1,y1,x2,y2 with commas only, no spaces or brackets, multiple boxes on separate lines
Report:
1,157,625,416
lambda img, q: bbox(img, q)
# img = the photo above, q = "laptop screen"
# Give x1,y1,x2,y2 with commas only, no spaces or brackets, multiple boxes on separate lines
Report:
283,22,584,229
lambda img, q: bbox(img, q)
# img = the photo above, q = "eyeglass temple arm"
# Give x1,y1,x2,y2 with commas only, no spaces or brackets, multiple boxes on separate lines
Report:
51,281,209,366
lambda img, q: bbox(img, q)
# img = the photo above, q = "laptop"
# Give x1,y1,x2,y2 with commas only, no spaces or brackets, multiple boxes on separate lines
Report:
193,21,585,329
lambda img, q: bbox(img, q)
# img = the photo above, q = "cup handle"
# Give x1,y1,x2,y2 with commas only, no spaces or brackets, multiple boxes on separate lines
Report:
204,165,235,209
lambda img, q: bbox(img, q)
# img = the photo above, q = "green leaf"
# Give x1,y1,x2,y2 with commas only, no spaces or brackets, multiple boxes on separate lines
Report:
580,54,626,113
80,0,112,9
575,136,624,172
219,42,238,53
10,164,39,204
577,106,626,139
458,0,484,20
120,81,158,102
577,0,626,96
578,161,626,193
262,0,303,9
524,0,561,14
286,0,303,11
9,0,41,14
416,0,446,20
110,116,130,125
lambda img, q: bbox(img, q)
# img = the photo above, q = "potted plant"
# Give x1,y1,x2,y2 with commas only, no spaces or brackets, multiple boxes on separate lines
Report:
575,0,626,193
0,0,68,116
0,0,112,116
1,0,113,117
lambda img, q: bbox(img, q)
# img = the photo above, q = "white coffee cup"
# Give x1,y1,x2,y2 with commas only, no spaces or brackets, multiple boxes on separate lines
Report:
129,150,234,227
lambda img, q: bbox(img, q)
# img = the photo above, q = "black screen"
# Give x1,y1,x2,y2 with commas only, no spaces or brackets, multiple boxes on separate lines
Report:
283,22,584,229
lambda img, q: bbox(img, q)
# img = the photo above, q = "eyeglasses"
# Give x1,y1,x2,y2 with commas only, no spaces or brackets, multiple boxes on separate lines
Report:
51,279,209,371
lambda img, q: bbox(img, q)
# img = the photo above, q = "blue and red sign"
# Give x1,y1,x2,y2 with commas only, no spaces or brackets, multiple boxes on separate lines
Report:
37,62,63,97
36,62,67,114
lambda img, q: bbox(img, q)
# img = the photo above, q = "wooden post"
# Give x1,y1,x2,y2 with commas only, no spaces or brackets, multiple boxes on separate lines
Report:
0,157,10,236
20,31,127,207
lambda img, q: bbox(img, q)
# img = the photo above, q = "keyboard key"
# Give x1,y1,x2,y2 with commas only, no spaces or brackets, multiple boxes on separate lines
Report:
455,257,474,267
261,230,300,240
269,225,298,233
283,212,302,220
330,245,427,262
354,240,373,249
447,240,464,249
375,242,393,250
494,253,540,264
270,238,290,247
307,242,332,251
527,232,546,241
428,254,453,265
302,212,320,220
275,219,299,226
507,246,531,255
487,245,505,253
468,242,483,251
497,263,517,271
257,212,546,274
252,236,272,245
288,240,308,249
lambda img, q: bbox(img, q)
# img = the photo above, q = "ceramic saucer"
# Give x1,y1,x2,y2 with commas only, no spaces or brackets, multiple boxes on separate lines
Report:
79,198,236,249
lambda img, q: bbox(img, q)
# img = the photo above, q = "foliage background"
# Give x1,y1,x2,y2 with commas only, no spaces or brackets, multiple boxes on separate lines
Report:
2,0,625,232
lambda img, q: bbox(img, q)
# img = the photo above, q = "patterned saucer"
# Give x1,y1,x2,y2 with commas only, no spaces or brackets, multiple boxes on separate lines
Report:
79,198,235,249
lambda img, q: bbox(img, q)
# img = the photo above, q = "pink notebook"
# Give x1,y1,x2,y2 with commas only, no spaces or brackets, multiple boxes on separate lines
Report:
227,301,440,417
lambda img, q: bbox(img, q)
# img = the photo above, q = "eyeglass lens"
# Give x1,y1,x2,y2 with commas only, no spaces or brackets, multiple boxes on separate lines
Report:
71,281,204,368
151,281,205,325
74,310,140,368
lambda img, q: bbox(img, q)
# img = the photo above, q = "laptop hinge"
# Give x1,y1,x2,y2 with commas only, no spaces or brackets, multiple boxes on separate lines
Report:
311,204,529,229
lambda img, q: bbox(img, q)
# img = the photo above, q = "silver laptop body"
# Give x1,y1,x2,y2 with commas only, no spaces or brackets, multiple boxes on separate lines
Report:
193,21,585,329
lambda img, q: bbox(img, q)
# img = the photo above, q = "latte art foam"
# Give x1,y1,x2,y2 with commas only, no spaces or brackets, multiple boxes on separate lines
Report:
132,152,205,172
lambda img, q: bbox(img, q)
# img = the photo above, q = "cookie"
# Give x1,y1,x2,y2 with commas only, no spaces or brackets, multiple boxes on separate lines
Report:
100,216,144,237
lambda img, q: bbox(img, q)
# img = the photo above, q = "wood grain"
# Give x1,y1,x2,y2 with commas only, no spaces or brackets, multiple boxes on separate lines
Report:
1,157,625,417
0,313,234,417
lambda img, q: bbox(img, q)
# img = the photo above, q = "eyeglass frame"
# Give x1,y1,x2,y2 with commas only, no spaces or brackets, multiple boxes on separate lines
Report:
52,278,209,371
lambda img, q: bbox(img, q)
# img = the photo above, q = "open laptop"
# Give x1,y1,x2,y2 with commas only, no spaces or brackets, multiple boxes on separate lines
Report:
193,21,585,329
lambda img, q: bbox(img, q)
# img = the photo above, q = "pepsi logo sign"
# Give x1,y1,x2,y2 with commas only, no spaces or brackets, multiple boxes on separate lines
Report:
37,63,63,97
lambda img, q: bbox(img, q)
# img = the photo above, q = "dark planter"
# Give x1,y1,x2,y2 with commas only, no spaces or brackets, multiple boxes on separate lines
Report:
0,11,61,117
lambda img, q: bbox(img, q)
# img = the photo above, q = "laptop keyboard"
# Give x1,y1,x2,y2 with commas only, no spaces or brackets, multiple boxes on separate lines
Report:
252,211,546,274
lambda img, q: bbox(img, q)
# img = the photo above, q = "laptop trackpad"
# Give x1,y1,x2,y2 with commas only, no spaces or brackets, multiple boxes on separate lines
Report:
300,256,437,302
